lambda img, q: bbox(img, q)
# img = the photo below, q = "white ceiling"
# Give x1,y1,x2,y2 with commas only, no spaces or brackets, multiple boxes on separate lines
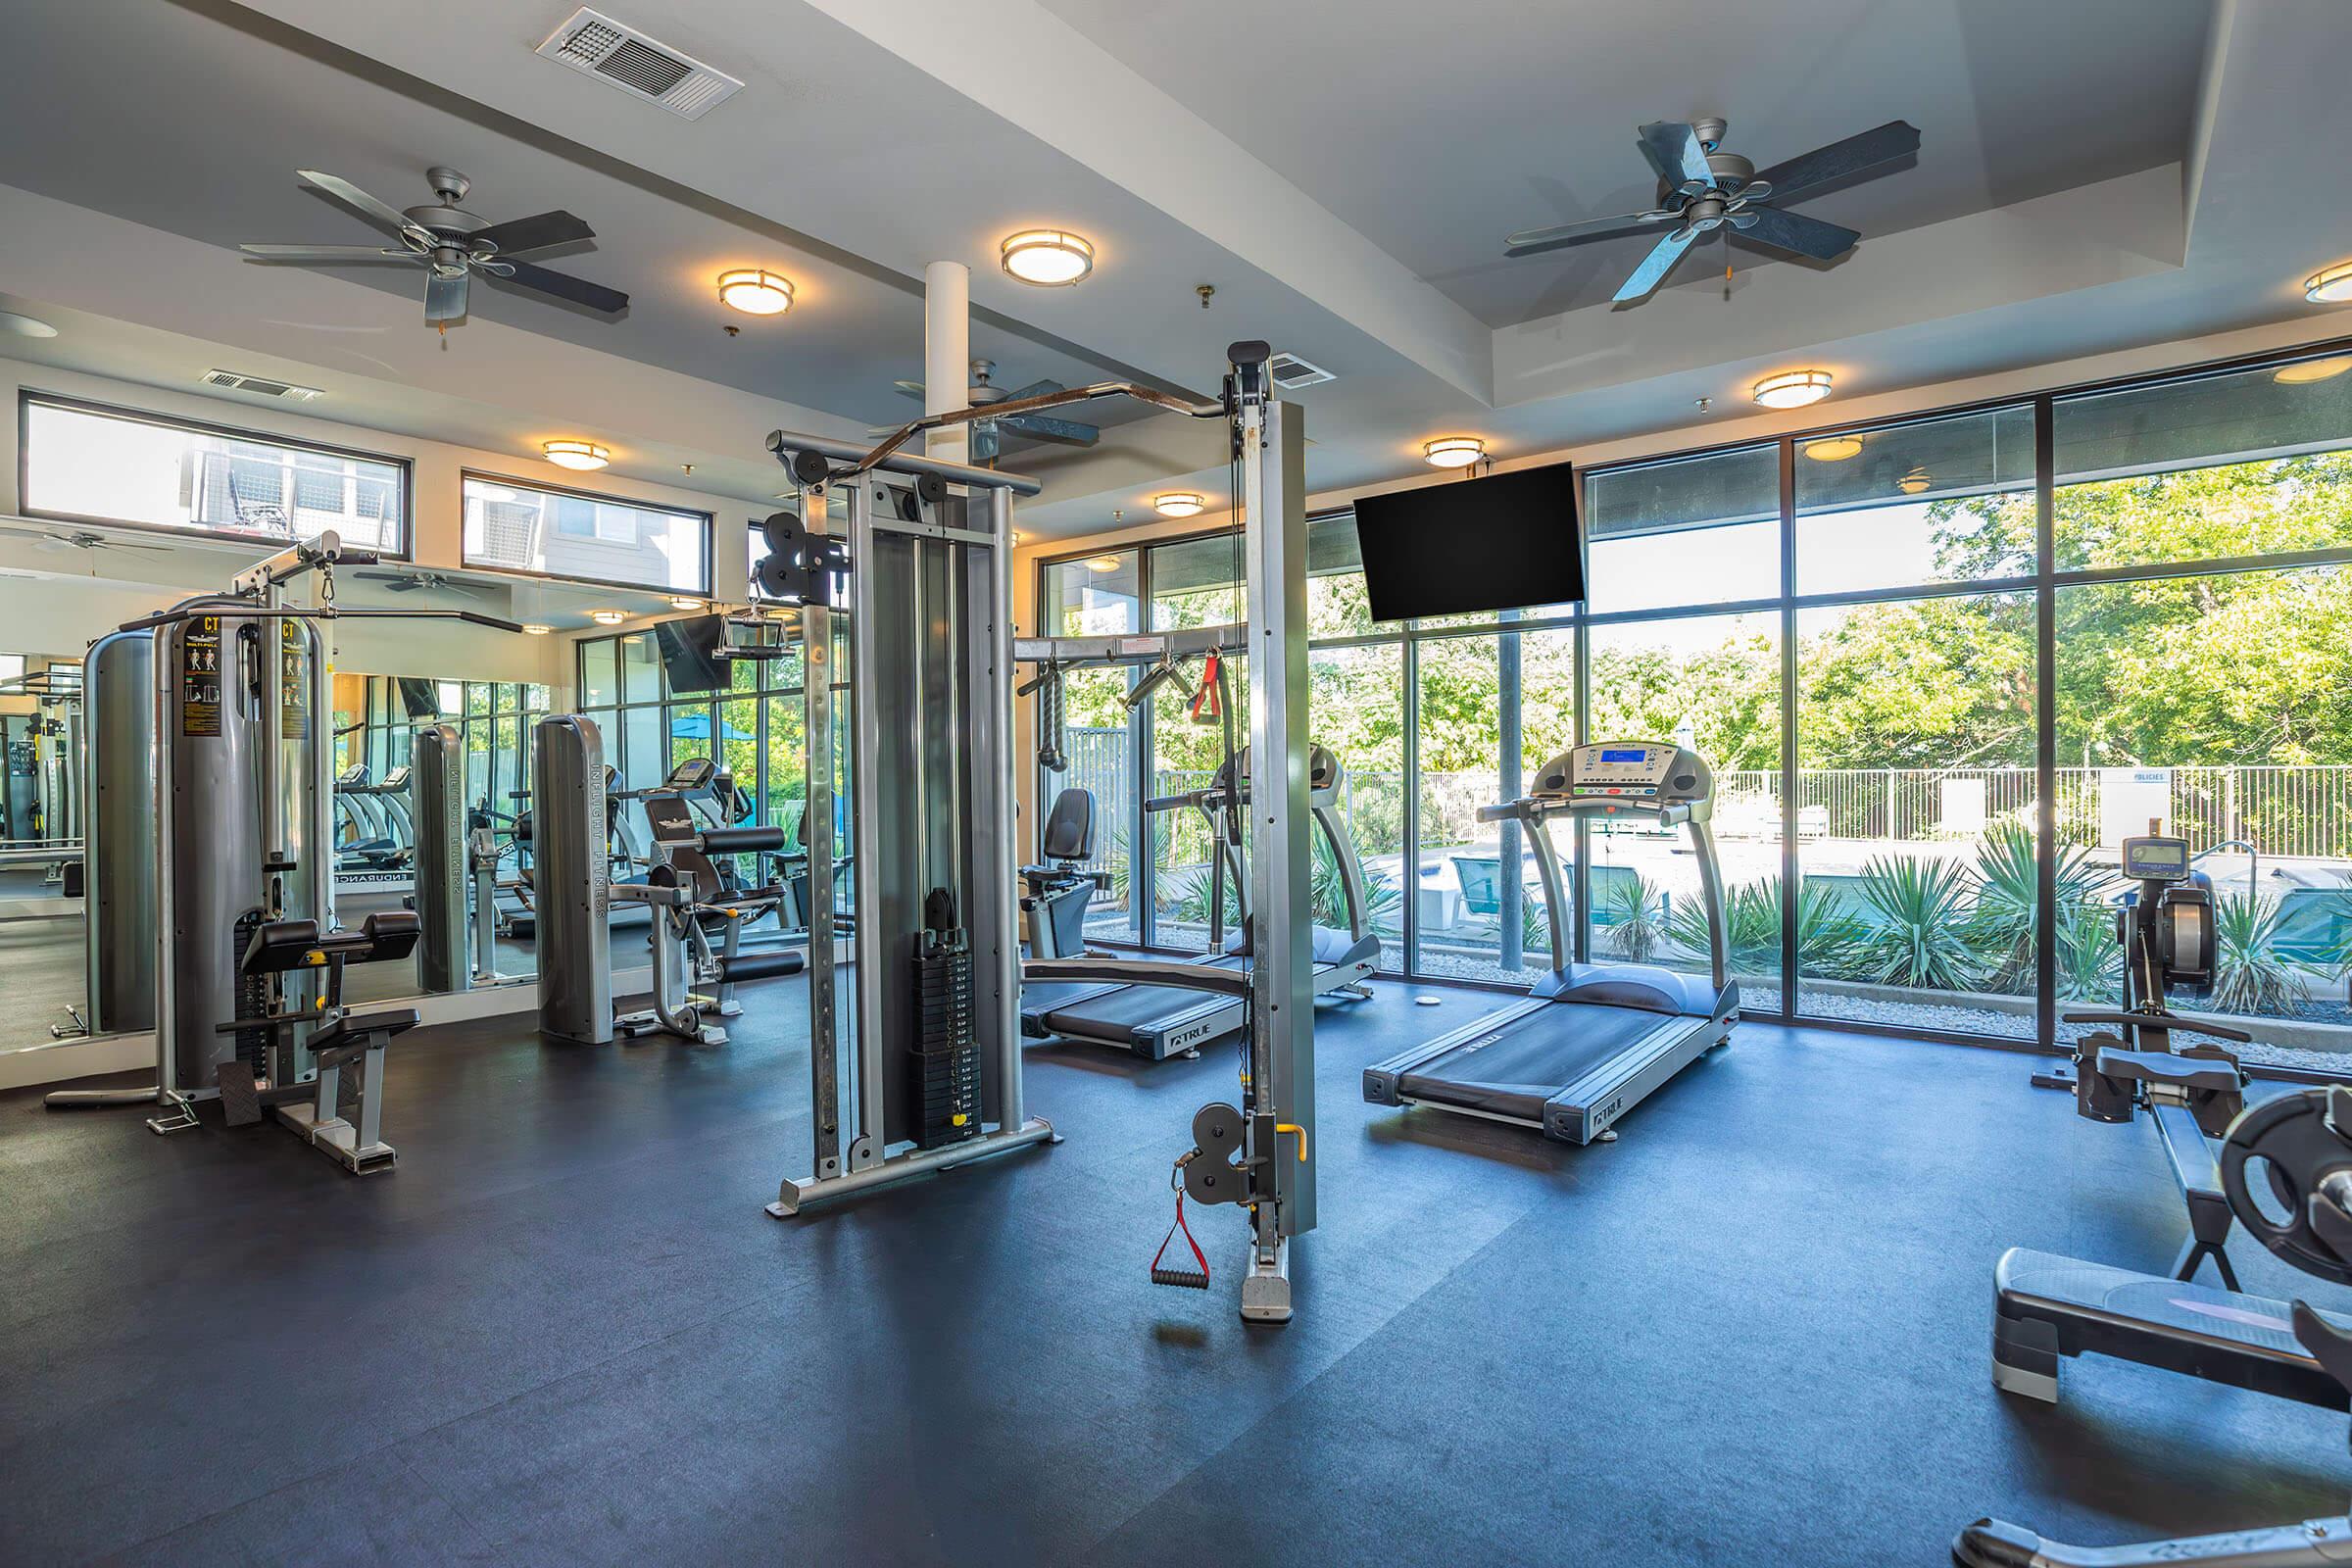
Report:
1035,0,2215,325
0,0,2346,545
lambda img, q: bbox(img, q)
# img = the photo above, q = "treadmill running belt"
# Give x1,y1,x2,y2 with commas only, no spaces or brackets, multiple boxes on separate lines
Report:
1040,956,1249,1045
1397,1003,1665,1122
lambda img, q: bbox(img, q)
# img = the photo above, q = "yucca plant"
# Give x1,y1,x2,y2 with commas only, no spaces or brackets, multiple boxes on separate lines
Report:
2209,891,2326,1016
1168,863,1243,933
2054,901,2123,1002
1307,833,1401,932
1668,875,1865,978
1851,855,1983,992
1966,820,2114,995
1597,871,1668,963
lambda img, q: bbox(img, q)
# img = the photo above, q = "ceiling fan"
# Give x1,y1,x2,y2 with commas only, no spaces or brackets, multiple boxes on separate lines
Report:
239,167,629,326
881,360,1101,464
1504,117,1920,304
354,567,489,598
0,523,172,557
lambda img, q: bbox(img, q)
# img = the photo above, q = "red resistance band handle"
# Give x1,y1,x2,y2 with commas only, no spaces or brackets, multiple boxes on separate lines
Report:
1151,1191,1210,1290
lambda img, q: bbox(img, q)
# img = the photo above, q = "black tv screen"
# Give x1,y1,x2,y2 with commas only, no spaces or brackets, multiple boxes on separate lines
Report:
656,614,730,695
397,678,441,719
1352,460,1583,622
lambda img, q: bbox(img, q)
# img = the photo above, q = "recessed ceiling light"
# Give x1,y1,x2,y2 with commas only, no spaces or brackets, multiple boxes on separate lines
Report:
716,269,794,316
1423,436,1485,469
669,596,705,611
2275,355,2352,384
1085,555,1121,572
2304,263,2352,305
1154,492,1206,518
545,439,611,471
0,311,60,339
1897,467,1931,495
1001,229,1095,286
1803,436,1863,463
1753,369,1833,409
521,622,555,636
590,609,628,625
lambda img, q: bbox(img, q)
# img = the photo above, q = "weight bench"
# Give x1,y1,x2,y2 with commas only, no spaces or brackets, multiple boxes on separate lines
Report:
211,910,422,1174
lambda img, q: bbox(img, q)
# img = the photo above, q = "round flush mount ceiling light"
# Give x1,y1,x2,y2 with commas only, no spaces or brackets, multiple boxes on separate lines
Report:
1897,467,1932,495
1001,229,1095,286
1154,492,1206,518
1085,555,1121,572
589,609,628,625
1423,436,1486,469
669,596,705,611
544,439,611,471
2276,355,2352,384
1752,369,1834,409
0,310,59,339
716,269,795,316
521,622,554,636
2304,263,2352,304
1803,435,1864,463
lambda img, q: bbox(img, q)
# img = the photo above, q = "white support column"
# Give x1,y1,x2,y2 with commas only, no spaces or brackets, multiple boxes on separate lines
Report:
924,262,970,468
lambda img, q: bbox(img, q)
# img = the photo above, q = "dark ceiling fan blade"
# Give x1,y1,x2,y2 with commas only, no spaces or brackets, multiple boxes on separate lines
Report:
1736,205,1861,261
894,380,926,400
241,243,417,263
1000,379,1064,402
970,423,1001,463
1748,121,1920,206
470,210,595,257
1638,122,1714,191
298,170,430,242
425,270,469,323
1612,226,1697,302
1002,413,1099,447
1504,210,1672,258
492,260,630,315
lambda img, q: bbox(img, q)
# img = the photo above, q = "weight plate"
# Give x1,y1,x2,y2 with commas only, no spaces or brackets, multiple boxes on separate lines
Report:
2220,1091,2352,1285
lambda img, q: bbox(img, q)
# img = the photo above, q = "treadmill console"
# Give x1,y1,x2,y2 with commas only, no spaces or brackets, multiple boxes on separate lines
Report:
2120,834,2191,883
1535,743,1708,808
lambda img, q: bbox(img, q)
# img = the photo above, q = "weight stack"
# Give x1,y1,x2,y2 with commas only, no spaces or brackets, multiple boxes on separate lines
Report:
910,927,980,1149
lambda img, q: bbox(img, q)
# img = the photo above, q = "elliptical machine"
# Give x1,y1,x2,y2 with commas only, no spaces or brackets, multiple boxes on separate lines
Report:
2046,832,2255,1286
1956,1085,2352,1566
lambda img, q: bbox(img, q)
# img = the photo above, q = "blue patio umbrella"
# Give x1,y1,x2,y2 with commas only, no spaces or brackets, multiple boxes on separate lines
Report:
668,712,756,742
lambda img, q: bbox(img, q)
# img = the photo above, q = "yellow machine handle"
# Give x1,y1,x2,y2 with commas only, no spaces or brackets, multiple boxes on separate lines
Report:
1276,1122,1308,1162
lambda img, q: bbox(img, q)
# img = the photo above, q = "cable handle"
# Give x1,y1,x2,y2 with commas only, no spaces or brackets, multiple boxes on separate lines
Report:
1152,1153,1209,1290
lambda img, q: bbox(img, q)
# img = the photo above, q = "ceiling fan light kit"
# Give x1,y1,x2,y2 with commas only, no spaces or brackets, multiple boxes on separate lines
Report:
1752,369,1834,409
1000,229,1094,286
1153,492,1206,517
1423,436,1485,469
1504,116,1920,305
544,439,610,470
716,268,794,315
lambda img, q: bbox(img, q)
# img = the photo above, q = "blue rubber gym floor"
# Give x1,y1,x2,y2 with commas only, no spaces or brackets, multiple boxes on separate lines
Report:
4,978,2345,1564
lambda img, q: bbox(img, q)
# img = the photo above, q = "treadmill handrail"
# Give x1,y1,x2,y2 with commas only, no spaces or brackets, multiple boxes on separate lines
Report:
1022,956,1251,999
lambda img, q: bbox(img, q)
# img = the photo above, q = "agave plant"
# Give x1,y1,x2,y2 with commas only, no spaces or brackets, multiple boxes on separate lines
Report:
1966,820,2115,995
2208,891,2327,1016
1168,863,1244,933
2054,901,2123,1002
1308,832,1401,932
1851,855,1984,992
1667,875,1864,978
1597,871,1668,963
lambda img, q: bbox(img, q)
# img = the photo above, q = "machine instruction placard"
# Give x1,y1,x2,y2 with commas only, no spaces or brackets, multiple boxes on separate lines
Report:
180,615,222,738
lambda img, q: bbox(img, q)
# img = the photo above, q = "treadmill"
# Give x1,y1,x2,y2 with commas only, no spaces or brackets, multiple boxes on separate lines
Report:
1362,741,1736,1144
1019,744,1380,1060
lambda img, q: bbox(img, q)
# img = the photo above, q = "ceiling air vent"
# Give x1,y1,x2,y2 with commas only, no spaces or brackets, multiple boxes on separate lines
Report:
1267,353,1335,390
535,8,744,121
203,369,323,402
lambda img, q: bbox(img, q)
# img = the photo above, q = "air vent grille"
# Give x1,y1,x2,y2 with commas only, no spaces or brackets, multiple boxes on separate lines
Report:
535,8,744,122
1268,353,1335,390
203,369,323,402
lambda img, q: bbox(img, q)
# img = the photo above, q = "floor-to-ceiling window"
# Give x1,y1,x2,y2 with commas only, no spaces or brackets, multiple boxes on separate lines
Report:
1031,338,2352,1074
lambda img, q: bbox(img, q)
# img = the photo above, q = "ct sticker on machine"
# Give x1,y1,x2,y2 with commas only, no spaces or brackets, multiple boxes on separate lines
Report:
180,615,223,737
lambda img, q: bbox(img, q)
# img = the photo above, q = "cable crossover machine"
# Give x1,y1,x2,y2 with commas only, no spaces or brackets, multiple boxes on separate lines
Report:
759,342,1321,1322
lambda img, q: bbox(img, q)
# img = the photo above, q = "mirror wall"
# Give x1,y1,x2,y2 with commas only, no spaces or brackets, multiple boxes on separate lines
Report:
0,650,90,1050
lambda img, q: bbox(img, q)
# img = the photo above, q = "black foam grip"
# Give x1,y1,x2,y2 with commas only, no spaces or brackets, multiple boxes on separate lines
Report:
701,825,786,854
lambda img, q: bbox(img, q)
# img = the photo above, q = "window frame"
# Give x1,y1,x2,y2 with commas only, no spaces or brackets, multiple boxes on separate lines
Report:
459,468,713,597
19,390,414,559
